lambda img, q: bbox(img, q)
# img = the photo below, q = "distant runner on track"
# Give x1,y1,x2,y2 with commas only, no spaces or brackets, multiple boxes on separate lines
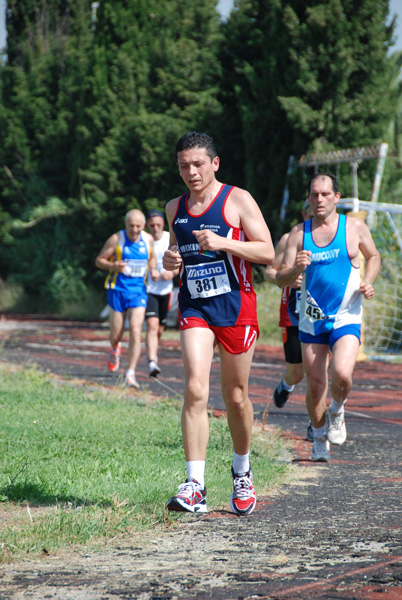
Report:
95,209,157,389
145,209,179,379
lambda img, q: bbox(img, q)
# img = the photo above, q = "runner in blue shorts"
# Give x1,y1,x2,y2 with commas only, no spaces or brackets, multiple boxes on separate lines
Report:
95,209,157,388
277,173,381,463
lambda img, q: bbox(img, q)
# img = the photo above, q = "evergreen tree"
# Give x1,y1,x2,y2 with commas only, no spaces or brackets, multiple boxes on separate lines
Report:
82,0,223,232
218,0,395,235
0,1,94,297
0,0,224,308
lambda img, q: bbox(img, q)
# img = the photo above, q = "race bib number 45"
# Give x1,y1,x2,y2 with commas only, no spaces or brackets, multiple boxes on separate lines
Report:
186,260,231,299
305,290,326,320
305,303,326,320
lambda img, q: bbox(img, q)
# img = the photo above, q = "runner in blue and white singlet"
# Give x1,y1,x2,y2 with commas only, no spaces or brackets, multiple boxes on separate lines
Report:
105,229,151,297
95,209,156,388
299,213,362,338
276,173,380,463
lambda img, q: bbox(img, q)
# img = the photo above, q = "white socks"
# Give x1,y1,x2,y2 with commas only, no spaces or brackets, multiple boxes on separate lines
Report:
330,398,346,415
312,425,326,439
232,451,250,475
186,461,205,488
282,379,295,392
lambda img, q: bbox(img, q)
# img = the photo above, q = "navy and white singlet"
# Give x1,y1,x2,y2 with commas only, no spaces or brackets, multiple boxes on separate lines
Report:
172,184,258,328
299,213,362,336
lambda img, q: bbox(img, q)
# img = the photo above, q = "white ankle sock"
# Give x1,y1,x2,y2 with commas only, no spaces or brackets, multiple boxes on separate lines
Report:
232,451,250,475
282,379,295,392
330,399,346,414
126,369,135,377
312,425,326,438
186,461,205,488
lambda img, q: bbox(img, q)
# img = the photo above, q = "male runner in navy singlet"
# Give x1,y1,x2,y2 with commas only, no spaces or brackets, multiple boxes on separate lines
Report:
163,132,274,516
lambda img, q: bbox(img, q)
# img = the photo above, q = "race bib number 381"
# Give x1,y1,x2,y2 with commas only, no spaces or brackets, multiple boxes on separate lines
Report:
186,260,231,299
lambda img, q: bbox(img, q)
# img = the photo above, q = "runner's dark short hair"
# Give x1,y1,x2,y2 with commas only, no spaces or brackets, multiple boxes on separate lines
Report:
176,132,218,161
146,209,165,221
308,172,339,195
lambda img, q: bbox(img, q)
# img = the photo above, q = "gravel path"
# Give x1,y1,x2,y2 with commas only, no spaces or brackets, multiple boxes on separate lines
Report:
0,315,401,599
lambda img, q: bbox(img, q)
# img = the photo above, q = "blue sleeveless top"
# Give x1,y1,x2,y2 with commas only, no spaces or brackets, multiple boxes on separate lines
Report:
299,214,362,335
105,230,150,293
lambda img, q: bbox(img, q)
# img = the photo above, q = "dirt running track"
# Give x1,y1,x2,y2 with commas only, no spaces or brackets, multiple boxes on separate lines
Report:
0,314,401,600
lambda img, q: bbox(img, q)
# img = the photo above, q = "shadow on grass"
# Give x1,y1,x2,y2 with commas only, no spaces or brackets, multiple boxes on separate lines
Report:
1,481,112,508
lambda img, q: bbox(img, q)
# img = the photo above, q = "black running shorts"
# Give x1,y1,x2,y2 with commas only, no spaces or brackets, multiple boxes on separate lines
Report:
145,292,172,325
282,325,302,364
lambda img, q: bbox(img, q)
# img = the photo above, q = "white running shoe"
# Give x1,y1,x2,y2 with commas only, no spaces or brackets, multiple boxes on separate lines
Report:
326,408,347,445
125,373,139,389
148,360,161,378
230,467,256,516
311,436,330,462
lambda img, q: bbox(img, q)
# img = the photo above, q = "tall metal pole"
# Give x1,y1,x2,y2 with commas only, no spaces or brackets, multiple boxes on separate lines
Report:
367,142,388,228
351,161,359,213
280,156,295,223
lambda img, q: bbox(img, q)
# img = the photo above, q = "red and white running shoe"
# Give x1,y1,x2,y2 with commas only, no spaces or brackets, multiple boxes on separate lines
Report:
166,478,207,513
107,343,121,372
230,466,256,516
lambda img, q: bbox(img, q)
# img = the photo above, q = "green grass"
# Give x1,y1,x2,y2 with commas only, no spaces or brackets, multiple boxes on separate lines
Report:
256,281,283,345
0,278,105,320
0,278,26,312
0,364,291,563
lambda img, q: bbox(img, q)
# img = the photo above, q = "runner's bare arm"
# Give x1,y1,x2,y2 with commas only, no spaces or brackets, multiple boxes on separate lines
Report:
192,188,274,265
264,234,288,286
275,224,311,287
95,233,126,273
355,219,381,299
146,234,159,280
163,198,182,272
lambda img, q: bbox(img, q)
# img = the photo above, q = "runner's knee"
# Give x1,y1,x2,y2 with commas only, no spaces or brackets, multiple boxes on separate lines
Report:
307,376,327,402
223,387,249,411
185,377,209,404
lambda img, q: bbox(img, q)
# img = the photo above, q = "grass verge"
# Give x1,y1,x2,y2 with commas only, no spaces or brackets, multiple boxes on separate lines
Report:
0,363,292,564
256,281,282,345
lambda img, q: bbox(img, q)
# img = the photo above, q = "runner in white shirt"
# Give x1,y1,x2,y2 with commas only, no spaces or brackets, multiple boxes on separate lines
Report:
145,210,179,377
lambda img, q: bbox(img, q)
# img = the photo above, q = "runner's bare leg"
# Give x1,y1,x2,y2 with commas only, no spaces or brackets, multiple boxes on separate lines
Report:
180,327,215,460
126,307,146,371
219,341,256,456
302,342,329,428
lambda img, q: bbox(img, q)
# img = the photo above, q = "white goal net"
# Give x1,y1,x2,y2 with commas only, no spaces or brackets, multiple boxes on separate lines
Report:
340,200,402,361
